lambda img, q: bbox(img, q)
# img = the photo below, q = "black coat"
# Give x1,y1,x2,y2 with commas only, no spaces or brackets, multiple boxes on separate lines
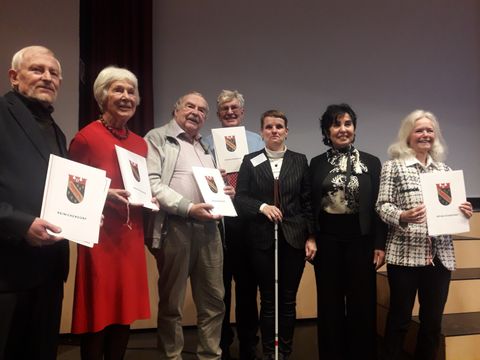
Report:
309,150,386,250
235,149,314,250
0,91,69,291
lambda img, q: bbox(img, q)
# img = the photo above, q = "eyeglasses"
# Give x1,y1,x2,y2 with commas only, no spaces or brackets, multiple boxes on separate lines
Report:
219,105,241,113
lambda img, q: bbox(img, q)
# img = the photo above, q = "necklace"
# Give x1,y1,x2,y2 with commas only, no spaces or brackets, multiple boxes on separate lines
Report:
100,116,129,140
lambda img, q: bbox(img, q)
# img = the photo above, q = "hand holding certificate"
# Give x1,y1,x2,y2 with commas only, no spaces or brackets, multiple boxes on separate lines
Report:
192,166,237,217
115,145,159,211
41,155,110,247
420,170,470,235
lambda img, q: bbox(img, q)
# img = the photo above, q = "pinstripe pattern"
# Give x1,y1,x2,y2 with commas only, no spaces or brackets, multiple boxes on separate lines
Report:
235,149,314,250
376,158,455,270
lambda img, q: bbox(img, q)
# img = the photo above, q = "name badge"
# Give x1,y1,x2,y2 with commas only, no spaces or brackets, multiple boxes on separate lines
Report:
250,153,267,167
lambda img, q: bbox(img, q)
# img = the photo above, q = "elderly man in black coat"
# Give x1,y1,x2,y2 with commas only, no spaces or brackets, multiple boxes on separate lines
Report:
0,45,69,360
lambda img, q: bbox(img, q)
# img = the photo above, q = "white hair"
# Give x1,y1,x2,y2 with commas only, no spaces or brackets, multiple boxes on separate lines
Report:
172,91,209,116
11,45,62,77
93,66,140,113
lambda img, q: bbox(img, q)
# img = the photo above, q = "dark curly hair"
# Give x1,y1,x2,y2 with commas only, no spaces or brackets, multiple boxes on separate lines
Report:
319,103,357,146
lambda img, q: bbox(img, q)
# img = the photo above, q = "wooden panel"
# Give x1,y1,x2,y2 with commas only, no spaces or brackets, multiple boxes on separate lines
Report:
455,241,480,268
296,263,317,319
60,243,76,333
376,304,388,336
376,273,389,309
444,280,480,314
378,277,480,316
459,212,480,238
132,250,160,329
445,335,480,360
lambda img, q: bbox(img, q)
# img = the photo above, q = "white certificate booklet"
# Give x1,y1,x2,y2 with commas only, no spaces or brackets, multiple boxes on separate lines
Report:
211,126,249,173
115,145,158,211
192,166,237,217
41,154,111,247
420,170,470,236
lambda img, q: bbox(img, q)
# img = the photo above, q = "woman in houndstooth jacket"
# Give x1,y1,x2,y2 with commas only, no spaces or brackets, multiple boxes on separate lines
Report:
376,110,473,360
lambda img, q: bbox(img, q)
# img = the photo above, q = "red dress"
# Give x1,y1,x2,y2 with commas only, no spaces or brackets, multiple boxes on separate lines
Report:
70,120,150,333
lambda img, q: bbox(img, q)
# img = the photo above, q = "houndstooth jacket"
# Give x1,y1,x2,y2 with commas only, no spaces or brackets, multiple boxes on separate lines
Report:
375,157,455,271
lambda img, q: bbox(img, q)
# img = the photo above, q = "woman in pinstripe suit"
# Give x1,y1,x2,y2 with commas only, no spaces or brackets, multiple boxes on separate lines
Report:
235,110,317,360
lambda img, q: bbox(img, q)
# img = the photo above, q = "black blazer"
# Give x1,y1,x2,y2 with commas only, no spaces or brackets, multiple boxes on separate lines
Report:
235,149,314,250
0,91,69,291
309,150,386,250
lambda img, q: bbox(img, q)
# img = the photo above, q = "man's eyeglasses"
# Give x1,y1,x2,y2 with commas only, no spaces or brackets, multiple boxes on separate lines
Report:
219,105,241,113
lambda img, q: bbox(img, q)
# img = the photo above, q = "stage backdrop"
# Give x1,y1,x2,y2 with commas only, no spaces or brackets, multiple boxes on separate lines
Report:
0,0,79,142
152,0,480,196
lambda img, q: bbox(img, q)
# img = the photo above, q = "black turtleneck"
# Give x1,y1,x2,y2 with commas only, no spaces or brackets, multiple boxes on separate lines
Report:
14,91,62,156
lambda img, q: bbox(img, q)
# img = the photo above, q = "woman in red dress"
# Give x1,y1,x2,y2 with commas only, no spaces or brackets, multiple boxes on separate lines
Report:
69,66,151,359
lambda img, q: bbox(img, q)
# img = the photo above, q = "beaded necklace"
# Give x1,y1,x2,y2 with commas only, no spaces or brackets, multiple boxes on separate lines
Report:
100,116,129,140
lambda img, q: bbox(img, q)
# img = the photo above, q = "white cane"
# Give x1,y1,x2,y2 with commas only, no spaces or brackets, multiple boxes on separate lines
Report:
273,179,280,360
274,220,279,360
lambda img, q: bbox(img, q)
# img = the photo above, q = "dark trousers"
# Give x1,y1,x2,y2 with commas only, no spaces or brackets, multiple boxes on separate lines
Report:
314,235,377,360
251,231,305,358
221,217,259,357
0,278,64,360
382,262,451,360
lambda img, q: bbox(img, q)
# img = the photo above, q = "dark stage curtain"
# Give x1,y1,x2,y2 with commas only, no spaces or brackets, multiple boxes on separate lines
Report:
79,0,153,136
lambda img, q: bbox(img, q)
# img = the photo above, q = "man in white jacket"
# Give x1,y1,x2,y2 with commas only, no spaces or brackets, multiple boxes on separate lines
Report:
145,91,234,360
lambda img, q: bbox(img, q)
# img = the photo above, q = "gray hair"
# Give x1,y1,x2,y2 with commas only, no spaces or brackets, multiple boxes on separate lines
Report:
216,89,245,109
388,109,447,162
93,66,140,113
172,91,209,116
11,45,62,77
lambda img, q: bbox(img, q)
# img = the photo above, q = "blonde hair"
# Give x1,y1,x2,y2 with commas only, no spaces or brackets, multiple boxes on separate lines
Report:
216,89,245,109
388,109,447,162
